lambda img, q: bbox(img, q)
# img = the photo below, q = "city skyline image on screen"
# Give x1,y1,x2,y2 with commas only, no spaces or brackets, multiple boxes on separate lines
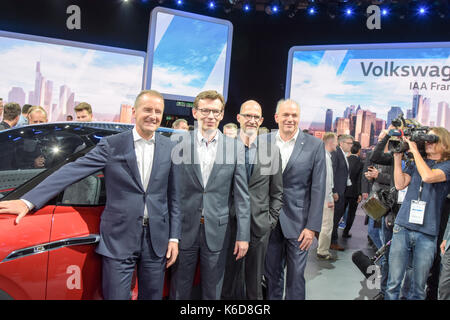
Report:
286,43,450,150
145,7,233,102
0,31,145,123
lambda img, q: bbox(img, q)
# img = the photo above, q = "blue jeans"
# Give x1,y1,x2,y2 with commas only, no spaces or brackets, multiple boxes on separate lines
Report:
368,217,382,249
385,224,437,300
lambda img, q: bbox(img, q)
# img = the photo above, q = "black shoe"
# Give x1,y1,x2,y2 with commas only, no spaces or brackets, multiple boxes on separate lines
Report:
342,233,352,238
372,292,384,300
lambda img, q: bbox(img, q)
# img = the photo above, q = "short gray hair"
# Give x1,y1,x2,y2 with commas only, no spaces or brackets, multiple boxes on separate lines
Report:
134,90,164,109
275,99,300,114
338,134,354,143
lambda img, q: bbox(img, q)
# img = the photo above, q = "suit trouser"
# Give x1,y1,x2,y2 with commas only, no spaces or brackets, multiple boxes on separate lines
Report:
317,205,334,256
101,226,166,300
343,197,359,235
264,222,308,300
170,224,229,300
222,217,246,299
222,217,271,300
439,248,450,300
331,193,346,243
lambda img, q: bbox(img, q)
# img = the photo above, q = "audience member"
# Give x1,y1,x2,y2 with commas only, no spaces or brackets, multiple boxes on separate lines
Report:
66,115,73,121
265,99,326,300
342,141,363,238
74,102,93,122
172,118,189,131
223,122,238,138
221,100,283,300
27,106,48,124
330,134,354,251
317,132,338,260
17,104,33,127
386,127,450,300
0,102,21,131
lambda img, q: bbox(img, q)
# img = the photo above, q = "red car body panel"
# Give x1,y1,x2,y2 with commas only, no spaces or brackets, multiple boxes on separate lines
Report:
45,205,103,300
0,206,55,299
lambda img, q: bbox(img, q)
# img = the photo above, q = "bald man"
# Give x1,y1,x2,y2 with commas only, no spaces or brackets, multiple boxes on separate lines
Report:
222,100,283,300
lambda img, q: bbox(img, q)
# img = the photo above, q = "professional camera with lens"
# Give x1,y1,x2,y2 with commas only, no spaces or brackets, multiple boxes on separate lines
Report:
387,116,438,155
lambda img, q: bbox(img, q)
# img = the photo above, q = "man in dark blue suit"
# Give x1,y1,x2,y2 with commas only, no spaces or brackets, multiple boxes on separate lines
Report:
0,90,181,300
264,99,326,300
330,134,354,251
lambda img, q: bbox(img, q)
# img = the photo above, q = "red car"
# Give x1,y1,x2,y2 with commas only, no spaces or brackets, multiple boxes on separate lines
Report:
0,122,189,300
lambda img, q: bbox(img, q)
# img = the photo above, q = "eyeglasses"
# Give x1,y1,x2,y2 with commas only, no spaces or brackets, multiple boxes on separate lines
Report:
240,114,261,121
196,108,223,117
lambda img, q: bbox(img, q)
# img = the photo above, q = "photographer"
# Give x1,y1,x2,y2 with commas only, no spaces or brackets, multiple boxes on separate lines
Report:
385,127,450,300
369,126,412,300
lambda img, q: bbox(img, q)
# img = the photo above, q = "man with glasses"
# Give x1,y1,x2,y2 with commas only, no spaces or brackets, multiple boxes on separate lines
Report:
169,90,250,300
222,100,283,300
330,134,355,251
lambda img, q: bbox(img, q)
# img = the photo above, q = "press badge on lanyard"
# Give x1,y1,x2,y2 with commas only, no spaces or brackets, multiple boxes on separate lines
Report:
409,182,425,225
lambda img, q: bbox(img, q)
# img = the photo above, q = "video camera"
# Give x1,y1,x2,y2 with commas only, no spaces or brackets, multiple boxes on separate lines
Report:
352,240,391,279
387,116,438,154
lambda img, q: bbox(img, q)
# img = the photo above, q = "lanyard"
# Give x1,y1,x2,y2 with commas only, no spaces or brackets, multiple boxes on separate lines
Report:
418,181,423,202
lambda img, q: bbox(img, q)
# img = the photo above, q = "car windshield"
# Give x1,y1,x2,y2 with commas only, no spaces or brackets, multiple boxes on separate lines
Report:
0,125,88,199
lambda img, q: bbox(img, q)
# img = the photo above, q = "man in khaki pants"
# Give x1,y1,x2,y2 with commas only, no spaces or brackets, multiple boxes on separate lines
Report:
317,133,338,260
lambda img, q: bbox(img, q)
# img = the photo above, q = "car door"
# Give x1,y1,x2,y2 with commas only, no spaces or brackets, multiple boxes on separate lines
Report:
45,172,105,300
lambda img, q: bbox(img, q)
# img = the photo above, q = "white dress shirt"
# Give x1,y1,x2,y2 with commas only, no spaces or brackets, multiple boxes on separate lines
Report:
196,129,219,186
133,127,155,220
134,128,178,243
340,147,352,187
275,129,300,173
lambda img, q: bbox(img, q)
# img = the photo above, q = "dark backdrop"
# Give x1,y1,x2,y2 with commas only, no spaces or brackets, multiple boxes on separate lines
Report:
1,0,449,129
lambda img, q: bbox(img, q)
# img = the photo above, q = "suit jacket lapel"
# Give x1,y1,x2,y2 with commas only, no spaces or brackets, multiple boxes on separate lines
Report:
283,130,306,177
123,131,144,192
249,138,261,186
192,131,204,189
205,131,223,190
146,133,161,191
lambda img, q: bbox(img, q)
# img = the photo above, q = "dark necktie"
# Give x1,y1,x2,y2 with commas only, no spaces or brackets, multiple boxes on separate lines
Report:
245,146,253,182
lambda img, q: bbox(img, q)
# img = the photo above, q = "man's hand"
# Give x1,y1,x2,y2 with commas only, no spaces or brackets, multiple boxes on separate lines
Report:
333,193,339,202
441,240,447,255
298,228,315,251
166,241,179,268
327,202,334,209
403,136,419,154
0,200,30,224
367,167,379,179
234,241,249,260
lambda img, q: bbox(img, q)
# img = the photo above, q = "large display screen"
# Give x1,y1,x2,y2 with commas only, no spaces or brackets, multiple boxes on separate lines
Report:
286,42,450,149
145,7,233,102
0,30,145,123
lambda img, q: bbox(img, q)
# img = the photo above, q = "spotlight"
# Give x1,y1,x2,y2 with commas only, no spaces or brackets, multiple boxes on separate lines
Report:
381,8,388,16
243,4,250,12
209,1,215,9
418,7,426,15
265,2,280,15
176,0,182,5
308,7,316,15
345,7,353,15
